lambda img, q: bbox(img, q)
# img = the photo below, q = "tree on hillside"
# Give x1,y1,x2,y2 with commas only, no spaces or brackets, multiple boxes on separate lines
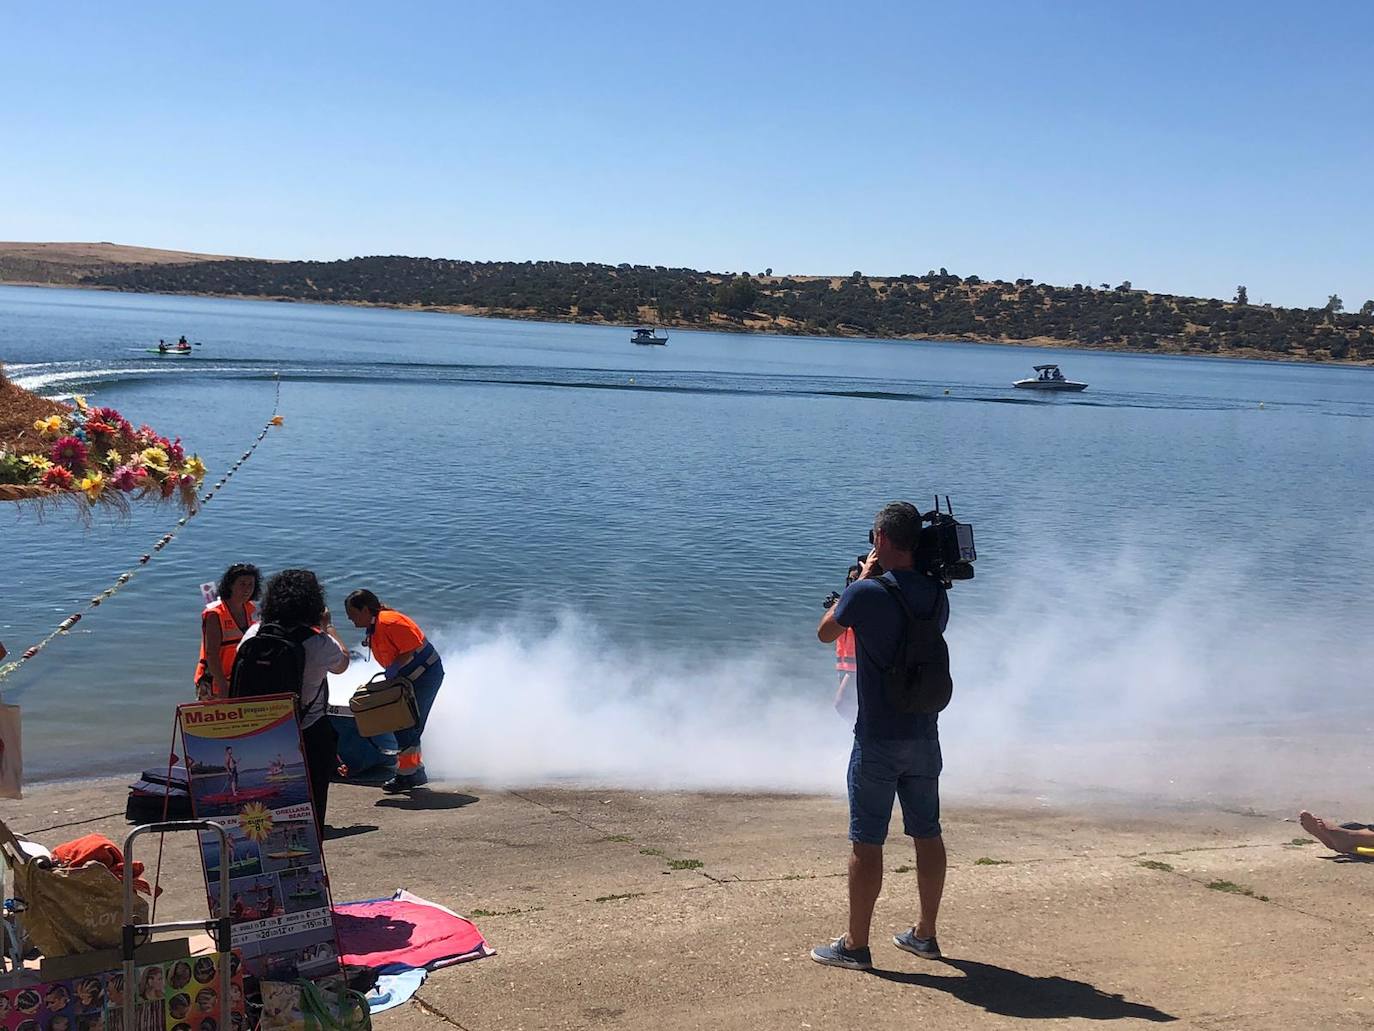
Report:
764,268,772,277
1360,299,1374,317
714,275,758,313
1117,281,1132,292
1326,294,1344,313
1235,285,1248,305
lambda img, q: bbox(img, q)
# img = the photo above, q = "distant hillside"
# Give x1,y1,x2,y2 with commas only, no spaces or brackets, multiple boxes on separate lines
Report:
4,245,1372,363
0,241,259,286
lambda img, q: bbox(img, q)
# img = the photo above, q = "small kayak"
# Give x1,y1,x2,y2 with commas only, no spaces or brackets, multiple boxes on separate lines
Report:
146,349,194,356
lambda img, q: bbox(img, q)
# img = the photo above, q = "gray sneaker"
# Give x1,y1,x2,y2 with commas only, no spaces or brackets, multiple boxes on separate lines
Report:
893,928,941,959
810,936,873,970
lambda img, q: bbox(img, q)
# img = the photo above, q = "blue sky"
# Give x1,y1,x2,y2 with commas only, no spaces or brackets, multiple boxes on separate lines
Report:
3,1,1370,307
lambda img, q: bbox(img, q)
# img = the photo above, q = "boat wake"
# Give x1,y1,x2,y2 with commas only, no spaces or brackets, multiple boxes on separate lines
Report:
5,357,1293,414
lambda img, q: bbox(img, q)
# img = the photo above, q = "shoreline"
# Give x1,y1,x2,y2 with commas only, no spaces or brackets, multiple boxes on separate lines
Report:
6,776,1372,1029
5,279,1373,370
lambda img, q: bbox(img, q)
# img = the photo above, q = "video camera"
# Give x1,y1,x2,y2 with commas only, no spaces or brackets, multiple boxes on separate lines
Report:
822,496,977,606
914,496,977,587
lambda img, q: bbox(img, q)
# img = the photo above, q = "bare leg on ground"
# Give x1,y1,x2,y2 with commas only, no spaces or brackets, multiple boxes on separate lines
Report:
1299,811,1374,854
846,842,883,949
912,835,946,939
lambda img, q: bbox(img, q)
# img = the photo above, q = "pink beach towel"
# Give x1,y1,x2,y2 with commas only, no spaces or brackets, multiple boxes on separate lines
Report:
334,889,494,971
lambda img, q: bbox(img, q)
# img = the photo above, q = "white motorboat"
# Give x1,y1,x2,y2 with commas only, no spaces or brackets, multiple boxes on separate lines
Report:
1013,364,1087,391
632,327,668,346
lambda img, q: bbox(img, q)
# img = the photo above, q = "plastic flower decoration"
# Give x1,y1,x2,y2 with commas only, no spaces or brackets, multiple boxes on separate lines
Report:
50,436,89,472
41,466,75,488
21,453,52,472
110,465,141,492
140,446,170,472
72,394,88,412
78,471,105,499
33,415,64,436
184,456,207,481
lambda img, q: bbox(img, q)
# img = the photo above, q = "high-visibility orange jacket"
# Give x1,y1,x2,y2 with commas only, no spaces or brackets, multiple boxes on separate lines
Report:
366,609,426,671
835,628,857,674
194,599,256,693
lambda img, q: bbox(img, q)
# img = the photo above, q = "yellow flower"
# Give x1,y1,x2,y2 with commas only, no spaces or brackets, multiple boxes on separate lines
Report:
20,453,52,471
185,455,207,481
32,415,64,435
73,394,88,412
79,471,105,499
106,448,122,465
141,446,170,471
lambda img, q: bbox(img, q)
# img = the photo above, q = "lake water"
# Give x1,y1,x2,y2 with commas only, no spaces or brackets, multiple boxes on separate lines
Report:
2,284,1372,804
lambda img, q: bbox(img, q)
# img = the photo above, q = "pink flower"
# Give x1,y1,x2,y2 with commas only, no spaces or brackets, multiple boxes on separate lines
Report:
111,466,141,491
50,436,89,472
118,419,137,442
167,438,185,464
90,406,123,424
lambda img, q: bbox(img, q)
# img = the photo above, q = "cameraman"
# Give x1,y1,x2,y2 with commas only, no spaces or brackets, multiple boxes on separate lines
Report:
810,501,949,971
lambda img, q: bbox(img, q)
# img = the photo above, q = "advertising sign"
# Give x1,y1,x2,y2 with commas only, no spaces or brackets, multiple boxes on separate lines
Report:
177,698,340,983
0,953,245,1031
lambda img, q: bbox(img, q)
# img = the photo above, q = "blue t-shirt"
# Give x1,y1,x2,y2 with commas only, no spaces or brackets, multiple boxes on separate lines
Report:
833,569,949,741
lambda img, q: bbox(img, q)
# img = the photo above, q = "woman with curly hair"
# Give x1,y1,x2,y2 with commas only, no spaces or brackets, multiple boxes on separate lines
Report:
194,563,262,700
237,569,349,832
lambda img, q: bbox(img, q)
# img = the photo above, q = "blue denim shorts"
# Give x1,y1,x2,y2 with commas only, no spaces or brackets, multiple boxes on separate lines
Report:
847,734,943,845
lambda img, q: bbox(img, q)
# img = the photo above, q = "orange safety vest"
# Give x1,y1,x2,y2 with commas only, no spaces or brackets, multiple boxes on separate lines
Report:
835,628,857,674
366,609,426,670
194,599,256,693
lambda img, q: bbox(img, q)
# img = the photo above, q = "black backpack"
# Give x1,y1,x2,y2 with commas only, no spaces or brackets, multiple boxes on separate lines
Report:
873,574,953,715
229,622,316,703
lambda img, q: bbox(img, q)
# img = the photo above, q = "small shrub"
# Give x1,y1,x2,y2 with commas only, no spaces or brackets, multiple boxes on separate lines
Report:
1207,880,1268,901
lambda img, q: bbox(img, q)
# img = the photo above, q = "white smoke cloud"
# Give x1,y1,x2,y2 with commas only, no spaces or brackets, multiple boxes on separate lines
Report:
414,552,1372,814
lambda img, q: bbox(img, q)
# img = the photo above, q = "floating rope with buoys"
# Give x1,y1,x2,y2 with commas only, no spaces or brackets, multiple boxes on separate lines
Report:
0,374,285,691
